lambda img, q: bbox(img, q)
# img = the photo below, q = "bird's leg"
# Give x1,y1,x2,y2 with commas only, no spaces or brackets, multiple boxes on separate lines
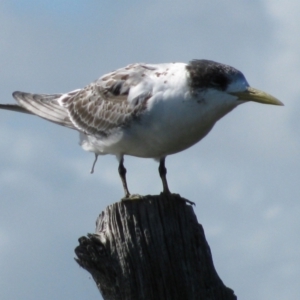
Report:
118,157,130,198
90,154,98,174
159,157,171,194
158,158,195,205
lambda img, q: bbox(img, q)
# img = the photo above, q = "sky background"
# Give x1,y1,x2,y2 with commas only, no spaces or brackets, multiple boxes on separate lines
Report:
0,0,299,299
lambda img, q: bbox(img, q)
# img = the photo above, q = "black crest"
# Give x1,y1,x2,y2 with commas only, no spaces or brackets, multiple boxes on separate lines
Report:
186,59,242,91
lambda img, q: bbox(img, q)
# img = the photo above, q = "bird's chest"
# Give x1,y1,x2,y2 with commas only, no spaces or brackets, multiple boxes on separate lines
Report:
127,97,217,157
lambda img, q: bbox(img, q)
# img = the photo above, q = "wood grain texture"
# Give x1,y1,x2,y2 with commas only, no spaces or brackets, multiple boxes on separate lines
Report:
75,194,236,300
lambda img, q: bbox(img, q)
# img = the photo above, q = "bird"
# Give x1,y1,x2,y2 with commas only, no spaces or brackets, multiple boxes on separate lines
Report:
0,59,283,198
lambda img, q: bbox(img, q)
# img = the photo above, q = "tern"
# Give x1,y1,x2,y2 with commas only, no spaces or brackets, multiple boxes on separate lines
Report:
0,60,283,198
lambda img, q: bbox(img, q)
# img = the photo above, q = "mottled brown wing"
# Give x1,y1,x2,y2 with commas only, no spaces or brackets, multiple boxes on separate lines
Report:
61,64,154,137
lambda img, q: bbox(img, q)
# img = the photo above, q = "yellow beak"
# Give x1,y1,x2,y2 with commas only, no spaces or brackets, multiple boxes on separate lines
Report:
230,87,284,106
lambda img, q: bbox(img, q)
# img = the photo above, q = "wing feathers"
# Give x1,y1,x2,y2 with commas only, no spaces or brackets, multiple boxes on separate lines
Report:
11,91,75,129
1,63,156,136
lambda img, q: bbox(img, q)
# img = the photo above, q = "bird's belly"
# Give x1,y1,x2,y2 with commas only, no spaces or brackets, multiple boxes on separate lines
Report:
125,121,213,158
84,108,214,158
80,93,234,159
80,117,213,159
122,99,218,158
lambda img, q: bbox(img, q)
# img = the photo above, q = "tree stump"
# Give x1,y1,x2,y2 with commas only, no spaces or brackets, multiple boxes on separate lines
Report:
75,193,236,300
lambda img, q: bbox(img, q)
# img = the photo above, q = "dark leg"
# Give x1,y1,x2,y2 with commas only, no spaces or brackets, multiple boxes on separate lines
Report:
158,158,195,205
90,154,98,174
159,157,171,194
118,157,130,198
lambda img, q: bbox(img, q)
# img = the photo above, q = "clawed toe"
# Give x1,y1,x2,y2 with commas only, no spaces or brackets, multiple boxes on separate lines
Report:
121,194,144,202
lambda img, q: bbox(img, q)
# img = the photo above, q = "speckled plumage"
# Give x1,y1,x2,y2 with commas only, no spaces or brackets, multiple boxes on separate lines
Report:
0,60,282,197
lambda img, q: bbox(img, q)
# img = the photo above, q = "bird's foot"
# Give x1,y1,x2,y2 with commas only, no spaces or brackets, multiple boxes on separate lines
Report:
179,197,195,206
160,192,195,206
121,194,144,202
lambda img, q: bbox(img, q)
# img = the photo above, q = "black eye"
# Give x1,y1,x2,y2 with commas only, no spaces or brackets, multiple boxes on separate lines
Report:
211,74,229,91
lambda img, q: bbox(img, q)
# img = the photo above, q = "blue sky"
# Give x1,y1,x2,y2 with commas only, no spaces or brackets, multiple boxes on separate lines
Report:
1,1,300,299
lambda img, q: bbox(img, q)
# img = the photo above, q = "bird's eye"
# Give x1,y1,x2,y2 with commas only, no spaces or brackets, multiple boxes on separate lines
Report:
211,74,229,90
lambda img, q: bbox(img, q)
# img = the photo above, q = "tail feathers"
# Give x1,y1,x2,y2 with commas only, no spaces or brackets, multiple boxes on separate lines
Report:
7,91,76,129
0,103,33,115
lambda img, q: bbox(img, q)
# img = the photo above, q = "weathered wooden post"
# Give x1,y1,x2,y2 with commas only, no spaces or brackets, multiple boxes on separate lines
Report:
75,194,236,300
